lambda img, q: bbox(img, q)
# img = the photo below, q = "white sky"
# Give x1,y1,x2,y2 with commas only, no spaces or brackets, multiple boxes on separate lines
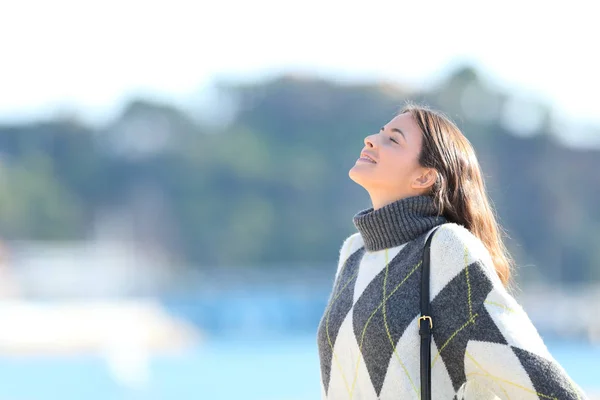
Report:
0,0,598,138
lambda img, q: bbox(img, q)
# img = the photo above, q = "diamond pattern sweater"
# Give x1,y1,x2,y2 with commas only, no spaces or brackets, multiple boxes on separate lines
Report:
317,195,587,399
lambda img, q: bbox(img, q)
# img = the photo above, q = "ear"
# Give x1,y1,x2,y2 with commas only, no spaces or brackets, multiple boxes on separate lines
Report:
411,168,438,190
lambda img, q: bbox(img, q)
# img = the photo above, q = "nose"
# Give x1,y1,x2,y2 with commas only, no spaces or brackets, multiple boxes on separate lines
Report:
364,134,376,148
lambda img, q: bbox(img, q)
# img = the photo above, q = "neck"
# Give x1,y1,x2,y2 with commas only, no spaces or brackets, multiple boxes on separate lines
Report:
369,190,422,211
353,195,446,251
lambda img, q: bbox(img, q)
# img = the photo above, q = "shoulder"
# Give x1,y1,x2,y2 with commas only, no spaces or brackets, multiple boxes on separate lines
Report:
339,232,363,259
430,223,491,265
429,223,502,296
334,232,364,279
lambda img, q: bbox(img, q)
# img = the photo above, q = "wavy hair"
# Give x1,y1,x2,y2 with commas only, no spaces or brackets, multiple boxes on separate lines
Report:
400,103,513,287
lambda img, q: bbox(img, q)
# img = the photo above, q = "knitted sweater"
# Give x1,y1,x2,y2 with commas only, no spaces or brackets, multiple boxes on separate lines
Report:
317,195,587,399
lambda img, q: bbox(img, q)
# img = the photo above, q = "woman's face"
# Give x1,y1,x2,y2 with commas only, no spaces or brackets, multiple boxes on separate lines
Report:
349,112,426,200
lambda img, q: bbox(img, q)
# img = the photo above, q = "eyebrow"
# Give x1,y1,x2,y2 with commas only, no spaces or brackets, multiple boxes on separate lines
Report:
381,126,407,141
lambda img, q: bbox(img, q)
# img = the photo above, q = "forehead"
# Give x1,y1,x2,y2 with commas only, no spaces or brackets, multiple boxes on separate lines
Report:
386,112,423,142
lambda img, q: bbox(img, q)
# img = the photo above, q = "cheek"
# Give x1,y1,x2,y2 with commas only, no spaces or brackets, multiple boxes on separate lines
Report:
380,150,418,181
383,151,411,173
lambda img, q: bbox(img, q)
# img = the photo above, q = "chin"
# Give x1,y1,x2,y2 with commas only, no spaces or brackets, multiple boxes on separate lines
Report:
349,165,370,186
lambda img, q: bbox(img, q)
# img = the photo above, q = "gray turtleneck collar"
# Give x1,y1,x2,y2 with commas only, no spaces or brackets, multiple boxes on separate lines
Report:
352,195,447,252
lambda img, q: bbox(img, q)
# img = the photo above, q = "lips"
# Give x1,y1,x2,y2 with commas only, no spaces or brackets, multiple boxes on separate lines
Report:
359,152,377,163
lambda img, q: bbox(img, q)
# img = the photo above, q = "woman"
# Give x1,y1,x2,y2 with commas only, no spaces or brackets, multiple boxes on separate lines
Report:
316,104,588,399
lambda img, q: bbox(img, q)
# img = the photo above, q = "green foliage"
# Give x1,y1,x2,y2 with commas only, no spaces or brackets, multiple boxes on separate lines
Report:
0,66,598,283
0,152,83,239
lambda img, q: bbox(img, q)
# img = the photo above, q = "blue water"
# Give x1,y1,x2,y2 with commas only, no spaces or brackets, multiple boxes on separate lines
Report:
0,337,597,400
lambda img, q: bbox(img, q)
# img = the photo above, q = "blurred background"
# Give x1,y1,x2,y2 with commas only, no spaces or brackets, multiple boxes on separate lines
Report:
0,0,599,399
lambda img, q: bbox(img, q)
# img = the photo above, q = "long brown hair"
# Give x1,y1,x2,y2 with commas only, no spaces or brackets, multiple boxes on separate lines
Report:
400,103,513,288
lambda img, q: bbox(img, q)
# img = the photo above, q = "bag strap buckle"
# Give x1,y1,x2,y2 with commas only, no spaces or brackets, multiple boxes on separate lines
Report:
418,315,433,329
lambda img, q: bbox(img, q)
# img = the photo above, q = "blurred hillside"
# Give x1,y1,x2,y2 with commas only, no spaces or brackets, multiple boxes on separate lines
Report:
0,65,598,285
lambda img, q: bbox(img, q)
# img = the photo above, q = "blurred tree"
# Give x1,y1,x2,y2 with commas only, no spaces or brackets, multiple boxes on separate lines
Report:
0,153,82,239
0,66,598,284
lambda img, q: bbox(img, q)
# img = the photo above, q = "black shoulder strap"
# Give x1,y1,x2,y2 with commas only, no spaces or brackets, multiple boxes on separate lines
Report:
419,226,440,400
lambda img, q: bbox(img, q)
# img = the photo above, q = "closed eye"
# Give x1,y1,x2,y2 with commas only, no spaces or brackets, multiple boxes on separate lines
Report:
389,136,398,144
